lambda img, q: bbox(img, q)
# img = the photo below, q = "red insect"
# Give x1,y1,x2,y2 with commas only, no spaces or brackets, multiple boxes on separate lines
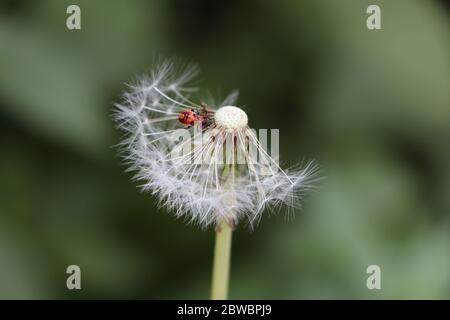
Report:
178,103,214,128
178,109,204,127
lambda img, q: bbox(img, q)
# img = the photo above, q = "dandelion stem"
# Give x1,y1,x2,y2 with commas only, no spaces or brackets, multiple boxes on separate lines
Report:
211,220,233,300
211,163,235,300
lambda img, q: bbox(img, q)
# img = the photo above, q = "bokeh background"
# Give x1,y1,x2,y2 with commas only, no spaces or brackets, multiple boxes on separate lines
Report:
0,0,449,299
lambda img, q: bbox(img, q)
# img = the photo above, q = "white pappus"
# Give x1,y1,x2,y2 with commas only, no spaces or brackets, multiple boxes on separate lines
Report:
114,60,318,228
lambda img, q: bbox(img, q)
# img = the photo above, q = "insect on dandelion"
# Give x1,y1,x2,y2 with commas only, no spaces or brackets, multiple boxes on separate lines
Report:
114,60,318,299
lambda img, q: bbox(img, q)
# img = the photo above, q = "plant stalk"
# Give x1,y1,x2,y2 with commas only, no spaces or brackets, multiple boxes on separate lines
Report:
210,220,233,300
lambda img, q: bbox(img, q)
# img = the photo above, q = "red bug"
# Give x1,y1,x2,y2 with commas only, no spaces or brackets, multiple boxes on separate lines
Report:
178,103,214,128
178,109,204,127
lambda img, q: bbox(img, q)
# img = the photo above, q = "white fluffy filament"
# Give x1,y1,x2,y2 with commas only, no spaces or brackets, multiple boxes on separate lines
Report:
114,60,318,228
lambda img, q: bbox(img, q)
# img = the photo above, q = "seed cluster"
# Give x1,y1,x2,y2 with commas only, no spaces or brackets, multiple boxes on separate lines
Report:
214,106,248,129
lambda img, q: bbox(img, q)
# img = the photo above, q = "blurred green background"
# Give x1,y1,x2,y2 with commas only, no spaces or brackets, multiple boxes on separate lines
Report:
0,0,449,299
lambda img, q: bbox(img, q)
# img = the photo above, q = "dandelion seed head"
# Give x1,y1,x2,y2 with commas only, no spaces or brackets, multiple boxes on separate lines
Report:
214,106,248,130
114,59,318,228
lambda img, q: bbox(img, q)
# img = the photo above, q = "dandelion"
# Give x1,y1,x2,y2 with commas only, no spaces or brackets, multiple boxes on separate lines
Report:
114,60,318,299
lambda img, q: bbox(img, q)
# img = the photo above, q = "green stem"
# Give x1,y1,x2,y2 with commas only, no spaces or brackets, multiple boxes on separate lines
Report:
211,163,235,300
211,220,233,300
